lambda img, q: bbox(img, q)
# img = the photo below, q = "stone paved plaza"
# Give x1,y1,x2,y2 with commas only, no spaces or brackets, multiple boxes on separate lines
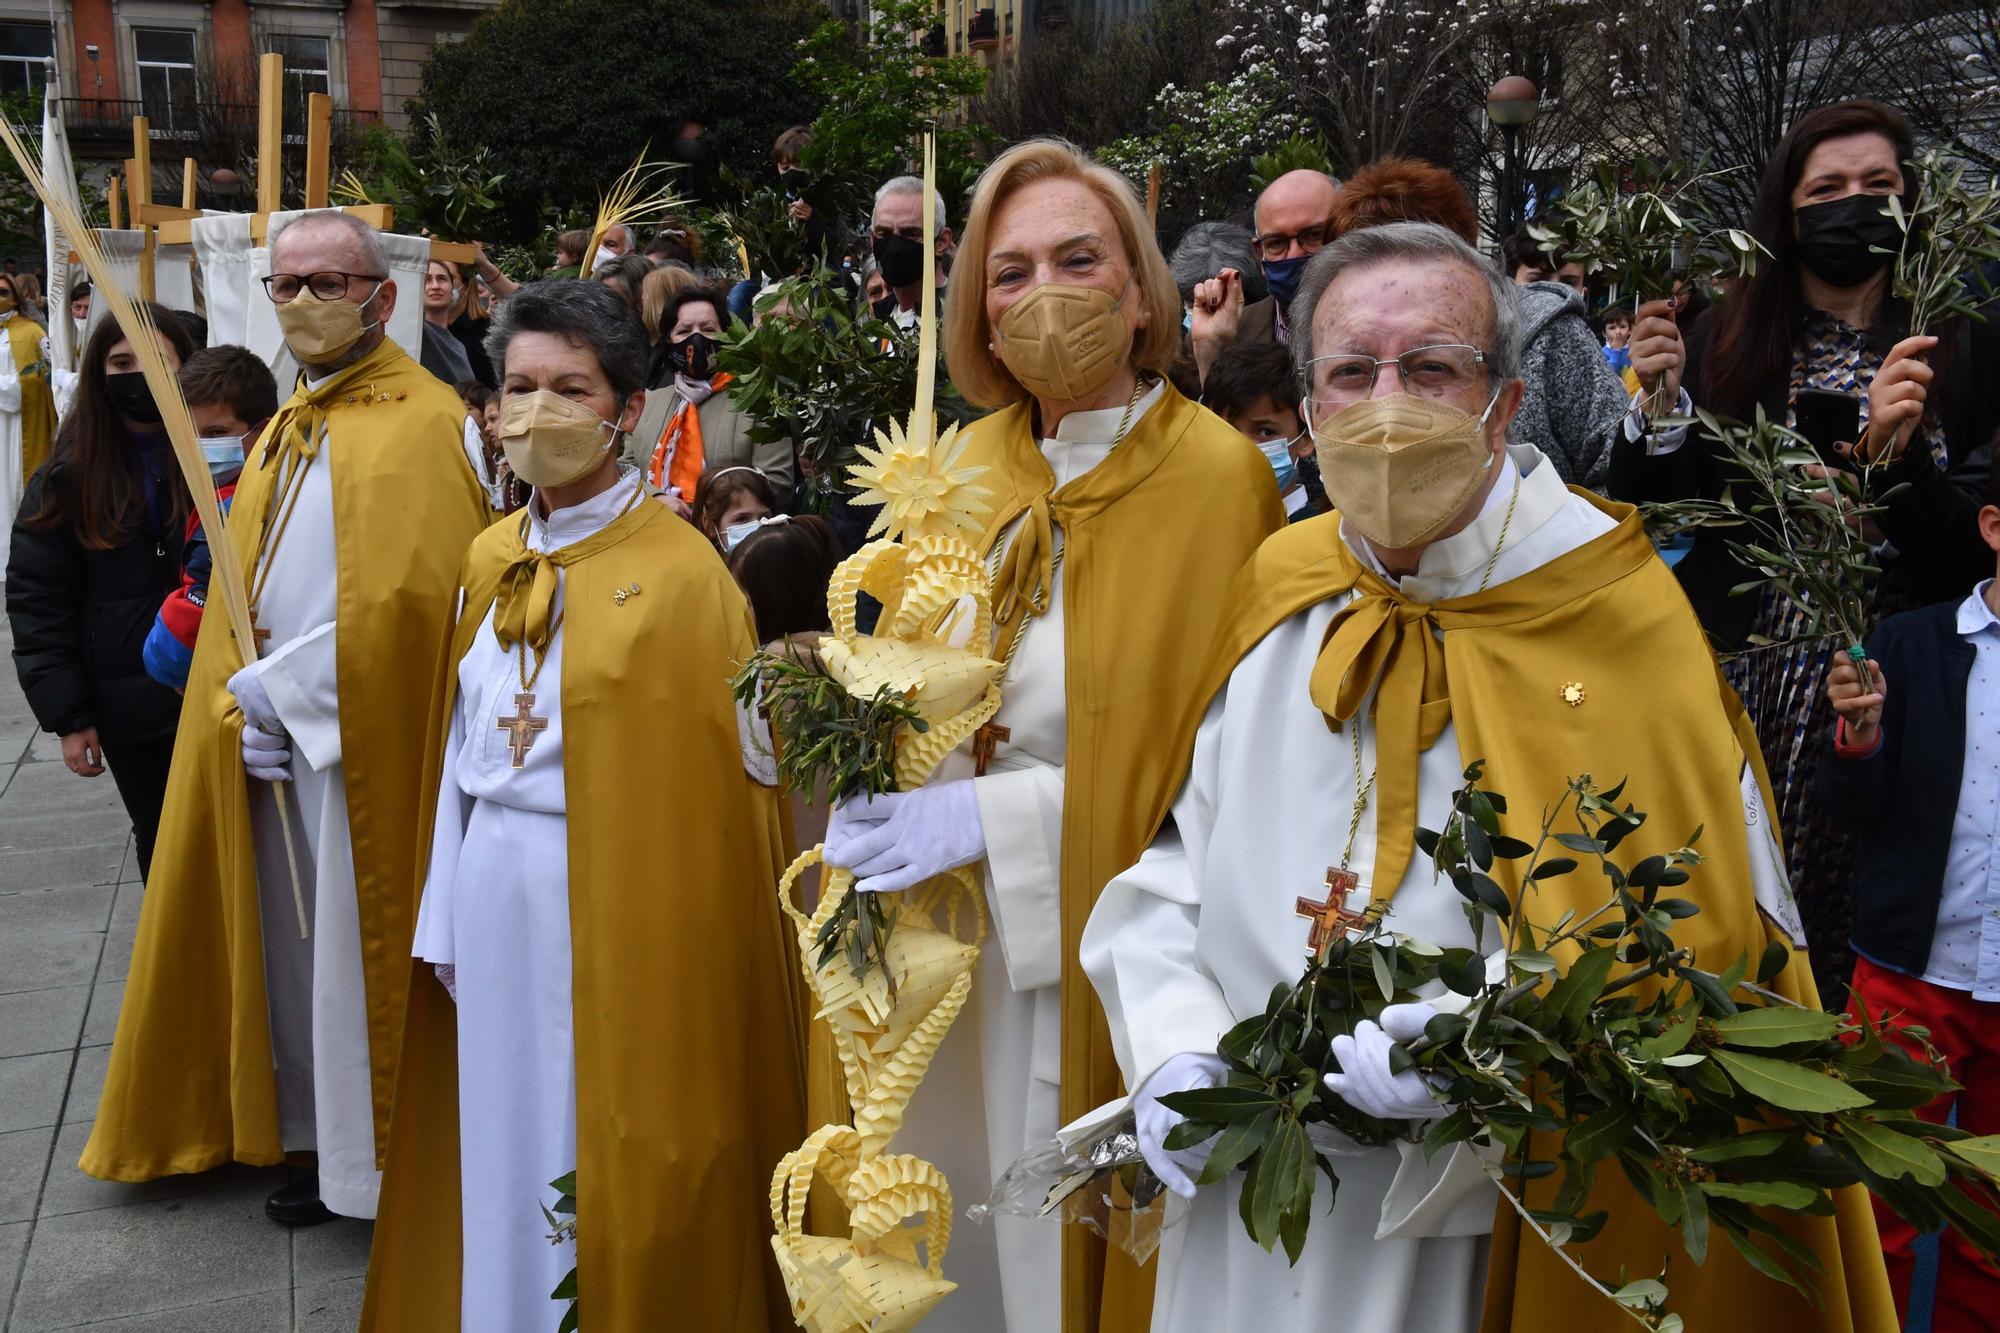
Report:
0,615,368,1332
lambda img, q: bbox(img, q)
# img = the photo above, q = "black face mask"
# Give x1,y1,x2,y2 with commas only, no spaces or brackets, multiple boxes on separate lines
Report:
1795,193,1902,289
872,231,927,290
105,371,163,425
671,332,718,382
778,167,812,197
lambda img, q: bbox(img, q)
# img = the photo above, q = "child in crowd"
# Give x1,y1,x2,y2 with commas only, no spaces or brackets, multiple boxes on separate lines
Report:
454,380,505,511
690,465,780,551
1820,464,2000,1331
141,347,278,691
727,513,842,648
1600,306,1639,393
728,511,845,855
1202,339,1326,522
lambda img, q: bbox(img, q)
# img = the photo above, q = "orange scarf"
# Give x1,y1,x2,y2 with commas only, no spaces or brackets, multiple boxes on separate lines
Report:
647,373,733,496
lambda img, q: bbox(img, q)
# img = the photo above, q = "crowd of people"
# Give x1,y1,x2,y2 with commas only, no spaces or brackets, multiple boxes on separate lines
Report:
0,94,1995,1333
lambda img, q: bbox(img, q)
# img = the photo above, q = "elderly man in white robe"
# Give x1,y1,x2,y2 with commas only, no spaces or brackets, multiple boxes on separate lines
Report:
1081,223,1801,1332
222,212,487,1224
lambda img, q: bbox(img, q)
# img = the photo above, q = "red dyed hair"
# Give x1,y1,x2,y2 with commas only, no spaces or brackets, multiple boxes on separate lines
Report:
1330,157,1481,245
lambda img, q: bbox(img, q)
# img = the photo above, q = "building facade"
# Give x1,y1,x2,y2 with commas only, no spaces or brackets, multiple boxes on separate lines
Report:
0,0,496,168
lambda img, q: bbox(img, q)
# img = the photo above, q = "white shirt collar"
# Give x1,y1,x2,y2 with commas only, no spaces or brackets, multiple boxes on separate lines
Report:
528,463,641,553
1960,580,2000,638
1345,444,1570,601
1048,378,1167,447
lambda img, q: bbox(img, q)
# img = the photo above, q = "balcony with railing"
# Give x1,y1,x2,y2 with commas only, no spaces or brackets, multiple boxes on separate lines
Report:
58,96,373,145
969,8,999,49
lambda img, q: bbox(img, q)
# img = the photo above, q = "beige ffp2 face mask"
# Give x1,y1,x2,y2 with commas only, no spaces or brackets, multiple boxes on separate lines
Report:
991,281,1134,403
498,388,617,488
275,284,380,364
1314,389,1501,550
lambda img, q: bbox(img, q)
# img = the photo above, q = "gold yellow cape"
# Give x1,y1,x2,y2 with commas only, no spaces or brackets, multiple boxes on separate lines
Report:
80,341,491,1180
360,495,808,1331
1135,491,1896,1332
9,315,55,482
941,383,1283,1331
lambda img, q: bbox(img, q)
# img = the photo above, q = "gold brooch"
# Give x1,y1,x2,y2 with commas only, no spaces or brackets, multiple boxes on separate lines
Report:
1560,681,1586,708
613,582,641,606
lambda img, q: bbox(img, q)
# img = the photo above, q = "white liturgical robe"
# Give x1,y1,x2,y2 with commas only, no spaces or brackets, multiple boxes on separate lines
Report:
1081,447,1616,1333
890,382,1168,1332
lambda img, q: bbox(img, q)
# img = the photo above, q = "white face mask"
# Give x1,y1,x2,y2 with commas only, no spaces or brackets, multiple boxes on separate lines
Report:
72,317,86,339
592,245,617,271
200,435,245,480
723,514,785,553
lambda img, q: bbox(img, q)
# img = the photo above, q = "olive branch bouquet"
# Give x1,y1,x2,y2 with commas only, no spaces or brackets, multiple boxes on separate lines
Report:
1526,159,1767,311
1643,408,1902,665
1030,766,1997,1330
1885,150,2000,340
731,646,929,985
1527,159,1767,428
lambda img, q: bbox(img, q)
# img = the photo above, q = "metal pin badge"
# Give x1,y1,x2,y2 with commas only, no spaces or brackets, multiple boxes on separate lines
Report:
613,582,641,606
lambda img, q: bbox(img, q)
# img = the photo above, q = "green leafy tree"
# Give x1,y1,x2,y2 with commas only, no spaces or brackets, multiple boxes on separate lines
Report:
0,91,107,268
412,0,824,244
789,0,990,224
333,113,506,243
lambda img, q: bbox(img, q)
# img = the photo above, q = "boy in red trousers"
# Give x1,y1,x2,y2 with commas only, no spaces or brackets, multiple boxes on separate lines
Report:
1823,465,2000,1332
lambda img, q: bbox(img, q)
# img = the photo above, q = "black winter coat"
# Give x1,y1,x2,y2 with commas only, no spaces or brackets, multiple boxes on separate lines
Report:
1608,304,1997,651
7,461,186,744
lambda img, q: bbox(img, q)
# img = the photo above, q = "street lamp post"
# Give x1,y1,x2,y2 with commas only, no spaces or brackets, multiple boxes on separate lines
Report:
1486,75,1541,243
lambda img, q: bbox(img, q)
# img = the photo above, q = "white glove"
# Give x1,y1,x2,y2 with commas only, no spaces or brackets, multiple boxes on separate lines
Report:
823,781,986,894
1134,1052,1229,1198
227,664,286,736
241,722,292,782
1324,1002,1448,1123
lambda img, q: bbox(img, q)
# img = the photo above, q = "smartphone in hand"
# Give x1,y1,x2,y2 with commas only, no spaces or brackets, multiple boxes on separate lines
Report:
1793,389,1862,469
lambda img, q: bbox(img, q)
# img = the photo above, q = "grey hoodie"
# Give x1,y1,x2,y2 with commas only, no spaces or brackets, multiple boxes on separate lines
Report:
1508,281,1626,493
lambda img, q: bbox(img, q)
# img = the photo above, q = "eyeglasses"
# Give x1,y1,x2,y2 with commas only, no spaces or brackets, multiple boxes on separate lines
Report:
1255,224,1329,261
1306,344,1490,411
260,271,386,304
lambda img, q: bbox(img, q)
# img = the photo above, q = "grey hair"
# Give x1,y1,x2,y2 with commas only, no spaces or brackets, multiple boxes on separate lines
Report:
874,175,948,237
1289,220,1522,386
592,252,652,296
1168,221,1268,305
484,279,651,401
271,210,388,277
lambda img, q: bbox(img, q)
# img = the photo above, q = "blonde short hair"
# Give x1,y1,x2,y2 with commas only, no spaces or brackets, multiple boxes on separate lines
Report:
945,138,1181,409
640,263,702,341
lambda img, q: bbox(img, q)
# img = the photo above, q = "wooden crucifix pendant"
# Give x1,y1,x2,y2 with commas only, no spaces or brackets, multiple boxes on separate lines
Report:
497,691,548,768
971,720,1010,777
1295,865,1369,957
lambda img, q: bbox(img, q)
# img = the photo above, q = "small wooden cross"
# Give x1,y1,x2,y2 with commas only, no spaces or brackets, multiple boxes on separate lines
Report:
1295,865,1369,954
496,691,548,768
971,720,1010,777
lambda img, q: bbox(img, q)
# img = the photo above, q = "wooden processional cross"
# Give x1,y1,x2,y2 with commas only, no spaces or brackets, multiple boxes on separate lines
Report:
105,53,479,305
1295,865,1369,955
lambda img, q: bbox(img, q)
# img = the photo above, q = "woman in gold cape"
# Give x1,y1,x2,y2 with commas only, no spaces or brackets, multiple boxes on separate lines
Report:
361,280,804,1332
818,138,1283,1332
